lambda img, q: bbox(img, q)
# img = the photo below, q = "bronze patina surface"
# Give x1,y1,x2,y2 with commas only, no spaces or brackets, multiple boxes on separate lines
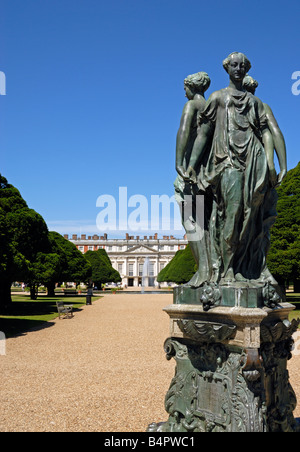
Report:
148,53,299,432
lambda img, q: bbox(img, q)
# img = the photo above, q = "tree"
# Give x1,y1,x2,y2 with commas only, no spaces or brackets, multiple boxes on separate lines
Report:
0,174,50,308
26,251,61,299
45,231,92,294
84,249,121,288
267,162,300,291
157,245,197,285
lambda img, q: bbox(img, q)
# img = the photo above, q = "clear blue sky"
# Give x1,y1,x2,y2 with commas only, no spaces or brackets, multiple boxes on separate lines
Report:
1,0,299,237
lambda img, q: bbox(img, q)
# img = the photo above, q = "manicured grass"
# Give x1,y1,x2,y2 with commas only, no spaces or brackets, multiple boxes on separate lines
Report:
0,294,100,338
287,293,300,322
286,293,300,303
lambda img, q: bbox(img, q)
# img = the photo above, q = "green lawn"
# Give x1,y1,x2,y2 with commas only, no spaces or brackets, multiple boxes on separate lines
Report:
286,293,300,322
0,294,100,338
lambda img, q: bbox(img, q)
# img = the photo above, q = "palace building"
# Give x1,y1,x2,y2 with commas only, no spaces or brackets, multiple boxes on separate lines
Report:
66,233,187,287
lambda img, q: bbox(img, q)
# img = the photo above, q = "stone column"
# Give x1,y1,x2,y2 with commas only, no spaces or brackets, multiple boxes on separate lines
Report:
134,258,138,286
148,284,300,432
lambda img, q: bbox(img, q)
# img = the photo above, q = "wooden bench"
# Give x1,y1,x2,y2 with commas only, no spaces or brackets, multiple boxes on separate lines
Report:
56,301,73,319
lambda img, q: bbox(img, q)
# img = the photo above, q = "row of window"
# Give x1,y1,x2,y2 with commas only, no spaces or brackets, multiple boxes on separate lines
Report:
78,245,185,252
116,262,165,276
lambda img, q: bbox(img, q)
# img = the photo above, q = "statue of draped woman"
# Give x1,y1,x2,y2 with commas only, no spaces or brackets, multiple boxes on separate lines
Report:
177,52,287,288
174,71,212,286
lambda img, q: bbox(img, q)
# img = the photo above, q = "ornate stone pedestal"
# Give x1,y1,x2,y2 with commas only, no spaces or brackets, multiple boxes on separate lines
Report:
148,284,300,432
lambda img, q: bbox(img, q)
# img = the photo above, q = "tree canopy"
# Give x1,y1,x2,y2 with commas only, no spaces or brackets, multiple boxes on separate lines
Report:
267,162,300,290
15,231,93,299
84,249,121,288
0,174,50,307
0,175,93,306
48,231,92,288
157,244,197,285
30,231,92,296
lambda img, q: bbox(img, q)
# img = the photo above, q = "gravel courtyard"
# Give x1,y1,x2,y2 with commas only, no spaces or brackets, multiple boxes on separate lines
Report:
0,293,299,432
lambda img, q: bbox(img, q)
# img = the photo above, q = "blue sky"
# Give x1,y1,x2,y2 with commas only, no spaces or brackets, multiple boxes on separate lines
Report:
1,0,299,238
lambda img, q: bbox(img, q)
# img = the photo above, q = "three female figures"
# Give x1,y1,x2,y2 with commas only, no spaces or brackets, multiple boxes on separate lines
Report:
175,52,287,288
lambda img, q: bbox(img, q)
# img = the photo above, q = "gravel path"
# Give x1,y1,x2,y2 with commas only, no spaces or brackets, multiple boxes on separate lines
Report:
0,293,299,432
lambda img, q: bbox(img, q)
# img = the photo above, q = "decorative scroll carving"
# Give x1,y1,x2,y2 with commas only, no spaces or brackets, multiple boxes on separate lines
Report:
176,319,236,343
200,282,222,311
259,318,300,431
260,318,300,344
262,282,282,308
148,316,300,433
147,338,267,432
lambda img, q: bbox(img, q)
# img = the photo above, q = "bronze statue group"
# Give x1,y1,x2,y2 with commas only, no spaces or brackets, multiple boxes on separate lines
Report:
174,52,287,289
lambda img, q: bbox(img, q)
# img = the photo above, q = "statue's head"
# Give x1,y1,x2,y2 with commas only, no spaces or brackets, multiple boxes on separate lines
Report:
243,75,258,94
184,72,211,99
223,52,251,81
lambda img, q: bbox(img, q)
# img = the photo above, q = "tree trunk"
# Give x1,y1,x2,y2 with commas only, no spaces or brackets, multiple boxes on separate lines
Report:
30,285,37,300
0,280,12,312
46,282,55,297
294,279,300,293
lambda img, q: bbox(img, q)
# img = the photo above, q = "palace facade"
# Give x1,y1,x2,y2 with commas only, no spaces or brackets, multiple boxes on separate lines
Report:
66,233,187,287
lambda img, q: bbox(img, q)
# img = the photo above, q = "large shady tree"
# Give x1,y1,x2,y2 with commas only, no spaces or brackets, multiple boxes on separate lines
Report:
84,249,121,288
157,245,197,285
44,231,92,295
0,174,49,308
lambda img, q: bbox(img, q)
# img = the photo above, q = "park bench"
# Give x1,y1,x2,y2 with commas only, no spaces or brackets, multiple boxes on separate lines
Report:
56,301,73,319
